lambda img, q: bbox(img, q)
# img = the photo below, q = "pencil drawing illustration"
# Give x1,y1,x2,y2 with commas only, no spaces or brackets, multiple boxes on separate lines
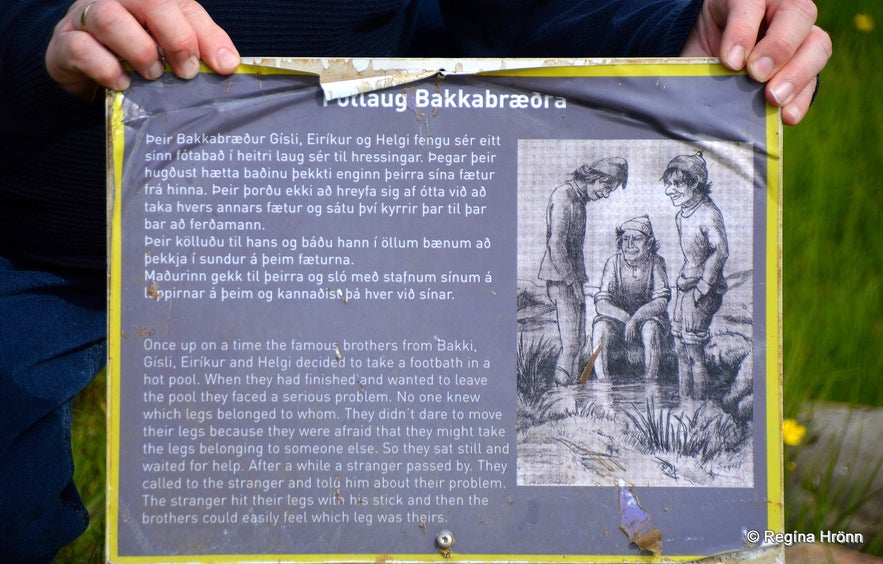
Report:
516,140,757,488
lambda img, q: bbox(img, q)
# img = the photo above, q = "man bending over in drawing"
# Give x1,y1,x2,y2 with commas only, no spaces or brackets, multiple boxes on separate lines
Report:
662,152,729,399
538,157,628,385
591,215,671,381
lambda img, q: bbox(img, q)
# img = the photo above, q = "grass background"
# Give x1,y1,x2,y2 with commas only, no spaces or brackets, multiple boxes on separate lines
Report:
782,2,882,413
56,1,881,560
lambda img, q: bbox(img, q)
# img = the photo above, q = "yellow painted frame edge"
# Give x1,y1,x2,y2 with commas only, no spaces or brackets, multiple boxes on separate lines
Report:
106,552,704,563
106,89,126,561
765,104,784,533
482,61,736,78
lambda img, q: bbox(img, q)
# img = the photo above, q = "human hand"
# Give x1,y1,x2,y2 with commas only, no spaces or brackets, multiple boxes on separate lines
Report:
681,289,702,332
45,0,240,99
680,0,832,125
676,275,695,293
625,317,640,342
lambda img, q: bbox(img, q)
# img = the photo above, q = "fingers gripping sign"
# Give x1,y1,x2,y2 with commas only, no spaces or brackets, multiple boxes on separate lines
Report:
735,0,831,124
681,0,832,125
46,0,240,99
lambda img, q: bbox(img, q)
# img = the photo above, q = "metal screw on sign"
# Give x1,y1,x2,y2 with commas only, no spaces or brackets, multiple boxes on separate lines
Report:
435,530,454,557
436,530,454,548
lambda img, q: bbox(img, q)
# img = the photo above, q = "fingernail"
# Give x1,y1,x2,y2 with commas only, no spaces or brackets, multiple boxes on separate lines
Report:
751,57,775,82
783,104,801,125
115,75,132,91
725,45,746,70
216,47,240,74
180,55,200,79
770,81,795,106
146,61,165,80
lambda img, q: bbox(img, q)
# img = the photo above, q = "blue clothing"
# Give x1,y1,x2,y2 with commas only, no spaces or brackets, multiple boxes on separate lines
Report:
0,258,105,563
0,0,701,270
0,0,701,559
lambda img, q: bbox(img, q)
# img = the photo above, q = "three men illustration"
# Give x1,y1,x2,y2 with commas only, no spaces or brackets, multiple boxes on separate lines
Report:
540,151,728,399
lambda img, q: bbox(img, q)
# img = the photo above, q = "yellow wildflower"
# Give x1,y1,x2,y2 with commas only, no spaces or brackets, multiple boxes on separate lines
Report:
854,13,875,33
783,418,807,446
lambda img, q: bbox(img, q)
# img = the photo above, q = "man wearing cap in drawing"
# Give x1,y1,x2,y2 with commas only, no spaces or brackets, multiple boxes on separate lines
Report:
591,215,671,381
539,157,629,385
661,152,729,399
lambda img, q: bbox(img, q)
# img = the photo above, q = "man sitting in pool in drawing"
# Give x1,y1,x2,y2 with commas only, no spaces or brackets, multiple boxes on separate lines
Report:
538,157,629,385
662,152,729,399
591,215,671,381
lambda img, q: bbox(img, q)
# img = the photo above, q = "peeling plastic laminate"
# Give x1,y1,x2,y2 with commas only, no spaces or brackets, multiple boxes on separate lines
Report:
242,57,721,100
618,481,663,556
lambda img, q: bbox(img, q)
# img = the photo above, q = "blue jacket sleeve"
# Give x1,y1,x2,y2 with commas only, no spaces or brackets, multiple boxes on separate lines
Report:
439,0,703,57
0,1,103,152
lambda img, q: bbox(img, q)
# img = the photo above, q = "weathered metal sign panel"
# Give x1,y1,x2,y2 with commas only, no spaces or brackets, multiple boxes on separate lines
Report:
107,59,782,562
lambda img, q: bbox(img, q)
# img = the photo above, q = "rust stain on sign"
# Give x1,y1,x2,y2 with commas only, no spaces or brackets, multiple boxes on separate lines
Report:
146,281,159,300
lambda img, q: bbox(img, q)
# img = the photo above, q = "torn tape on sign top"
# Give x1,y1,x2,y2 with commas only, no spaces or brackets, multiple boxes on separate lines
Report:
242,57,720,101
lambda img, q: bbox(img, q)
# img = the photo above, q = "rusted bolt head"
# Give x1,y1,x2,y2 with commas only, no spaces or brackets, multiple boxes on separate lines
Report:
436,530,454,548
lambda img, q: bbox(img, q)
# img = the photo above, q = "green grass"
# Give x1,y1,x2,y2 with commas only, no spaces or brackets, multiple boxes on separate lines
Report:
781,5,883,553
56,2,882,560
55,369,106,563
783,1,883,415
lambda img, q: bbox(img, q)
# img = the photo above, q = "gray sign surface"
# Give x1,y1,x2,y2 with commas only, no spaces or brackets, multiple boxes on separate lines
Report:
108,61,781,562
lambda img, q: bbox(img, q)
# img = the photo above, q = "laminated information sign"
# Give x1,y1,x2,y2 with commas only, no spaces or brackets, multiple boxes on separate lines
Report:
107,59,782,562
